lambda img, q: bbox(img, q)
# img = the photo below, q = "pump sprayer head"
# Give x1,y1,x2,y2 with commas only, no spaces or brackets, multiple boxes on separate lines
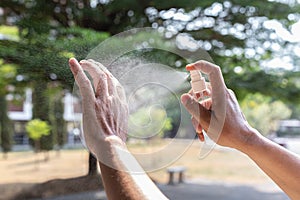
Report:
190,70,206,94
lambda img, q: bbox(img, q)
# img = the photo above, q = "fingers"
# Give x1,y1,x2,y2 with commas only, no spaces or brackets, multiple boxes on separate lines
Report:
80,60,110,99
192,117,204,142
106,73,116,97
85,59,110,74
191,117,205,142
191,116,201,132
69,58,95,110
181,93,211,127
200,98,212,110
78,59,127,104
116,85,127,103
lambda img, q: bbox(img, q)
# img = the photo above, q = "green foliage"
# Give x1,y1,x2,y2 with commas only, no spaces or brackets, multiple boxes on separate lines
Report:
0,26,109,89
0,60,17,95
0,1,299,104
26,119,51,141
129,107,173,139
241,93,292,135
289,104,300,120
225,68,300,104
0,25,19,40
0,24,109,150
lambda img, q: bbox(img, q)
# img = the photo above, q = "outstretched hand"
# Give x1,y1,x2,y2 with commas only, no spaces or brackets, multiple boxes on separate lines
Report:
69,58,128,158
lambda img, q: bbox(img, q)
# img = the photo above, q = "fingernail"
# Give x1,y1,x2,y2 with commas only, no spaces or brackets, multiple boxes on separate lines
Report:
186,64,194,70
69,57,75,63
69,58,76,68
197,132,204,142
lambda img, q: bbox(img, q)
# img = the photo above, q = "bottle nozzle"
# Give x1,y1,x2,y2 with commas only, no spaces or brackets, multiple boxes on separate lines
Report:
190,70,206,95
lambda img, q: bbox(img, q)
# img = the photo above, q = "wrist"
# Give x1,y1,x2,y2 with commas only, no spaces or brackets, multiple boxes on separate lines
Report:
237,127,262,154
95,135,130,170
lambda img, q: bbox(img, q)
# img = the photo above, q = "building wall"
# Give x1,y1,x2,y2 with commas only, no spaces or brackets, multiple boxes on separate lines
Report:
8,90,83,146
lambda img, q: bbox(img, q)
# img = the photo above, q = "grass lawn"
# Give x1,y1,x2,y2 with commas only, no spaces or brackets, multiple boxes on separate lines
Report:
0,148,89,184
128,139,270,184
0,139,271,184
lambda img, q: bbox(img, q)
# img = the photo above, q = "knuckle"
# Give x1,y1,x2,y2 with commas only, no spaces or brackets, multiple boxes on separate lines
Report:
87,59,96,63
80,76,91,86
212,64,221,72
107,95,114,102
227,89,235,97
83,79,90,86
99,72,107,80
227,89,238,101
195,60,221,72
195,60,206,67
228,89,234,94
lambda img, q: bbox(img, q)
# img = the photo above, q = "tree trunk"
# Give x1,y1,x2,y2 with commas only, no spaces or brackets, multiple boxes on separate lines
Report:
0,95,13,156
32,82,54,151
3,152,8,160
53,92,66,150
34,140,40,170
88,153,98,176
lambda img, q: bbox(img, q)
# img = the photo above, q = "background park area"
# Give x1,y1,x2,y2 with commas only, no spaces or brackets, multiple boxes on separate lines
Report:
0,140,289,200
1,0,300,199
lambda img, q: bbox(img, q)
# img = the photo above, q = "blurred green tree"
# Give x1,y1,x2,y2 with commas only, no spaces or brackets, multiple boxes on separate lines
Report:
129,107,173,140
3,0,299,104
0,24,108,172
26,118,51,162
26,119,51,151
241,93,292,135
0,26,108,150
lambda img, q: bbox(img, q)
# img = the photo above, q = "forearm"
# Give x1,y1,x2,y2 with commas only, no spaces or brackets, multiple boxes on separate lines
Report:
240,128,300,200
99,162,145,200
97,139,168,200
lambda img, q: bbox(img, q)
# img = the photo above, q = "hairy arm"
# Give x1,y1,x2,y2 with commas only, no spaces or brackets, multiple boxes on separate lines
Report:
98,140,168,200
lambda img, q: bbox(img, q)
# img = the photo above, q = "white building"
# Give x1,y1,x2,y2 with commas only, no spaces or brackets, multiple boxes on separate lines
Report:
7,89,82,146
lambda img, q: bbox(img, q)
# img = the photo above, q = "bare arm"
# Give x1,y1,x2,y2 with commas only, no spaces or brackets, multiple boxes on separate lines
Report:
69,58,168,200
242,130,300,200
181,60,300,200
98,141,168,200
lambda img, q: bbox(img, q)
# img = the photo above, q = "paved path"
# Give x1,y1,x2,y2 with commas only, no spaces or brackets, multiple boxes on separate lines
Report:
42,180,289,200
159,181,289,200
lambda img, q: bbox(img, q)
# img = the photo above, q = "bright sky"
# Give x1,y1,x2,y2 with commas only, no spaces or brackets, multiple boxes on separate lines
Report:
264,20,300,43
262,20,300,70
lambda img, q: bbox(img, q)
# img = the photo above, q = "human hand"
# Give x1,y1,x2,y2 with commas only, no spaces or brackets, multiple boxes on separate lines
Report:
181,60,255,151
69,58,128,159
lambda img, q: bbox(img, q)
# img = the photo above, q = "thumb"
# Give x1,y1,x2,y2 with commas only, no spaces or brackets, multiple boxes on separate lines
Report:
181,93,211,128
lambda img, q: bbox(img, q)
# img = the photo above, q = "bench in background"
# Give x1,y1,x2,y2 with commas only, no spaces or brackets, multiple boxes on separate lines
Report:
167,166,186,185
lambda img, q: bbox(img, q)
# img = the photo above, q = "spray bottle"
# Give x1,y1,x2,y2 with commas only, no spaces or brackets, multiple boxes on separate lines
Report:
189,70,207,141
190,70,207,101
